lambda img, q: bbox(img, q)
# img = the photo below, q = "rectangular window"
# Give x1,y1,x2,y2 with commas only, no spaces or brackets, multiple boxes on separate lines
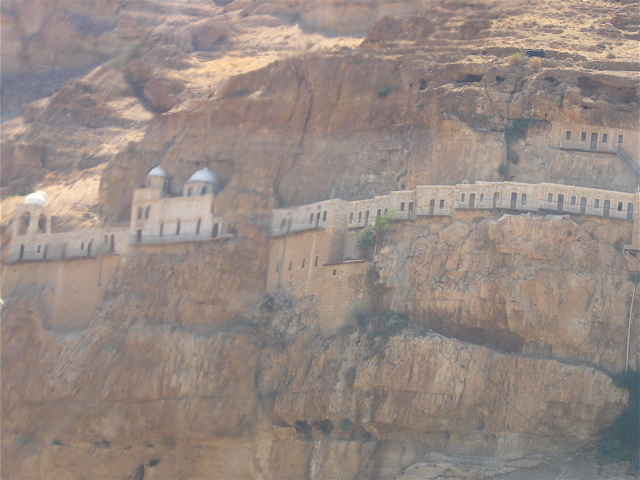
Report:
280,219,286,231
602,134,608,143
314,256,319,267
408,202,414,211
37,245,41,253
565,131,571,140
479,194,484,203
301,258,305,269
81,242,85,250
617,201,623,211
358,212,362,222
618,134,624,144
384,208,388,215
439,199,445,208
322,210,327,221
461,194,466,202
547,193,553,203
275,263,279,273
571,196,576,205
377,209,381,217
309,213,314,224
332,269,337,276
595,199,600,208
581,132,587,141
137,207,143,220
521,193,527,205
288,261,292,271
349,213,353,223
400,202,405,211
145,206,150,219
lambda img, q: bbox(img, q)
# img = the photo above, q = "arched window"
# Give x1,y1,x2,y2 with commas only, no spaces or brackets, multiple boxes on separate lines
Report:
18,212,30,235
201,186,207,195
196,219,201,235
38,214,47,233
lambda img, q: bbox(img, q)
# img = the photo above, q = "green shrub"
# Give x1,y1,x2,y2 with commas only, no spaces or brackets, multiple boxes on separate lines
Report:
356,209,395,252
376,86,391,98
529,56,543,68
507,52,527,66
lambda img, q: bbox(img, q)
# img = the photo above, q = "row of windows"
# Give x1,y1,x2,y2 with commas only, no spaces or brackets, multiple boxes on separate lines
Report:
16,236,116,261
186,186,210,197
348,203,415,224
135,221,220,242
545,193,633,213
137,204,216,220
275,255,321,272
309,210,328,225
565,130,623,144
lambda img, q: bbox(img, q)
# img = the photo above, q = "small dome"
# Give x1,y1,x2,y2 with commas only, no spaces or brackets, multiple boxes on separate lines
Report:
24,190,47,206
187,168,219,185
148,165,168,178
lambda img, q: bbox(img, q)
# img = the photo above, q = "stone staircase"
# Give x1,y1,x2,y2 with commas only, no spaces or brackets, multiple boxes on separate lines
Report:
617,145,640,178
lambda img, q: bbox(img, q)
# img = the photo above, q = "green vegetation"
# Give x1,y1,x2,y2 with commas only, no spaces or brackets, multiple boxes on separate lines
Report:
106,39,143,69
507,51,527,66
529,56,543,68
415,101,424,111
356,209,395,253
376,86,391,98
597,371,639,463
498,163,509,177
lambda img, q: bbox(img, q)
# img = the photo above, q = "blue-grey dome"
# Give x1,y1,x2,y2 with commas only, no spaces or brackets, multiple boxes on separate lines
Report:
148,165,168,178
187,168,218,185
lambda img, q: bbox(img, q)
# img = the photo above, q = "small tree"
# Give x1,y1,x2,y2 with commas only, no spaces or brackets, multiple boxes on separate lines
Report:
357,209,395,256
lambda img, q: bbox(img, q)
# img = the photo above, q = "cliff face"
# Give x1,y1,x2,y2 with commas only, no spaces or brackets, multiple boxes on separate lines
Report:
1,276,628,479
2,1,640,479
2,211,635,479
99,54,640,224
376,212,639,372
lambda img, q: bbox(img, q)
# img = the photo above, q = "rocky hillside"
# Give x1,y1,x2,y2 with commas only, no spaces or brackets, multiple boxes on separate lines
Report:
1,212,635,479
2,0,639,479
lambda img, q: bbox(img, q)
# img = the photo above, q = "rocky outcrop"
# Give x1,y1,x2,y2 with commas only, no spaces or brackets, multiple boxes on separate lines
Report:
375,212,638,372
1,277,628,479
99,52,639,221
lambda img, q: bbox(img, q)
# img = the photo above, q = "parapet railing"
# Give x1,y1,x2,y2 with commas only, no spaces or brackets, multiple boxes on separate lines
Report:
6,242,118,264
268,182,637,236
129,233,233,245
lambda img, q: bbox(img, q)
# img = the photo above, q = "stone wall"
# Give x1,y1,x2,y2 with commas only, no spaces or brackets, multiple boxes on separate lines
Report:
1,254,121,330
6,227,128,264
130,189,223,244
552,122,639,157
